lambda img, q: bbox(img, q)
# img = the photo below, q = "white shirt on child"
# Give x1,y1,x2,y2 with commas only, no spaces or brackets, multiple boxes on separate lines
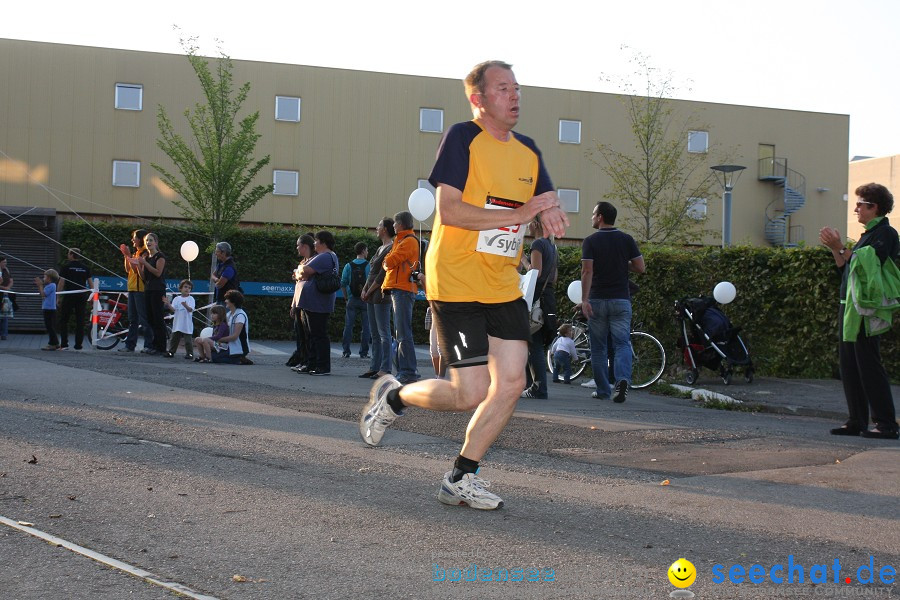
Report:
170,295,195,334
550,335,577,357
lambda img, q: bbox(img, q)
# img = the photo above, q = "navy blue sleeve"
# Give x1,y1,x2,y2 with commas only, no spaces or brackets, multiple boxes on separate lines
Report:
514,132,554,196
429,122,479,192
628,236,641,260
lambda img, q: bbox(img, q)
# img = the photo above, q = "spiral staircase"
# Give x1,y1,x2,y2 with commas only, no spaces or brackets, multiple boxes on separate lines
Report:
760,157,806,247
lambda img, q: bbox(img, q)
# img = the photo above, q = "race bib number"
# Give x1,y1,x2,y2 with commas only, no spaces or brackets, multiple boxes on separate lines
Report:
475,195,526,258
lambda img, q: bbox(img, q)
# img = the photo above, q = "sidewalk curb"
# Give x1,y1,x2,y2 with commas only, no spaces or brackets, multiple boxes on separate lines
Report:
672,384,847,421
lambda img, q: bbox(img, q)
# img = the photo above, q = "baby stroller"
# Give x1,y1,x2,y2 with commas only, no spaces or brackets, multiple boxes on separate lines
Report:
674,296,753,385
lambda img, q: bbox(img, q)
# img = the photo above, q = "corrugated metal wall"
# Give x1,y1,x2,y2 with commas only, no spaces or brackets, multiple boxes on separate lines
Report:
0,206,59,331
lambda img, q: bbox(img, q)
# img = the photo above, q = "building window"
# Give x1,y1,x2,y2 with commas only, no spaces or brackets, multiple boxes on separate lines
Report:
112,161,140,187
419,108,443,133
115,84,143,111
417,179,435,195
559,119,582,144
688,130,708,153
275,96,301,122
686,197,707,220
273,170,299,196
558,188,580,213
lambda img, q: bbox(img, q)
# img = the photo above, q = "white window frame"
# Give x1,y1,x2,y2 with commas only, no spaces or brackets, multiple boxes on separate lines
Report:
558,188,580,213
115,83,143,111
559,119,582,144
275,96,302,122
273,170,299,196
419,108,444,133
112,160,140,187
688,130,709,154
686,197,707,220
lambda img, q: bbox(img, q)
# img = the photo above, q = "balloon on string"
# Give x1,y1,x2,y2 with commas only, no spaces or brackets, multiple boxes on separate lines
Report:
713,281,737,304
180,241,200,262
408,187,436,221
567,280,582,304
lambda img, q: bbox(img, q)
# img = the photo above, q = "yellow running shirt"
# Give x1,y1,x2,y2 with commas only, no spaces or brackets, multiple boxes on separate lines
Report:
426,120,553,303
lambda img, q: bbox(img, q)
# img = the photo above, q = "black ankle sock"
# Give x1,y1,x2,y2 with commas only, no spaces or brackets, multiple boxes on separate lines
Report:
450,455,479,483
386,388,405,414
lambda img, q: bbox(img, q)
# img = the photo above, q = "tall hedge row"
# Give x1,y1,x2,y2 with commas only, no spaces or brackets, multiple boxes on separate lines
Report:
62,220,898,379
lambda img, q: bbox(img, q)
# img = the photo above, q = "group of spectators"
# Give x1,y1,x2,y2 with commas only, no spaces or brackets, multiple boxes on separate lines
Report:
288,212,426,382
117,231,250,364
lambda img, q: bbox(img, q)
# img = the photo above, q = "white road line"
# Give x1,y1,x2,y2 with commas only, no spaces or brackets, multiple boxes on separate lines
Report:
0,515,220,600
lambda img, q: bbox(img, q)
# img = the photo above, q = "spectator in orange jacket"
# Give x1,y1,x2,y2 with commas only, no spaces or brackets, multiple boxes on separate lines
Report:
382,210,420,383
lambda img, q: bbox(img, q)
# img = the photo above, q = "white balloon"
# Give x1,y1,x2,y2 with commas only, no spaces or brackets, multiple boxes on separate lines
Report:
200,327,214,339
408,187,436,221
713,281,737,304
180,240,200,262
567,280,582,304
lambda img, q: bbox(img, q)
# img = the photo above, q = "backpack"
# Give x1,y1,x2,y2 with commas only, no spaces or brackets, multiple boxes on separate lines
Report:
349,261,367,297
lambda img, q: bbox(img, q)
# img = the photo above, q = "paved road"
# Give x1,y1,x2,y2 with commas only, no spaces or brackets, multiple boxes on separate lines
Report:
1,337,898,599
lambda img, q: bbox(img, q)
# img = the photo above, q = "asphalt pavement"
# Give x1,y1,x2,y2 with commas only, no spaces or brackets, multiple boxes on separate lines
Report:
1,332,898,599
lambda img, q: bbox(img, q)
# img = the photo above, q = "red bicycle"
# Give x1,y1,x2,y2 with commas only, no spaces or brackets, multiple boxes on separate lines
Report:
88,292,171,350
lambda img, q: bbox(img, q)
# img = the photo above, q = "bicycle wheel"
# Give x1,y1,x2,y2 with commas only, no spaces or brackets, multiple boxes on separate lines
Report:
546,323,591,380
88,322,126,350
630,331,665,389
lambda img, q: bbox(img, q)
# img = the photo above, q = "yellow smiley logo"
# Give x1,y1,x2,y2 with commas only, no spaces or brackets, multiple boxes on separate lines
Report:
668,558,697,588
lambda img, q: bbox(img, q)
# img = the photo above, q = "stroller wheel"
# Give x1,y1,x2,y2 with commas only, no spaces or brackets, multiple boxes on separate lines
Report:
685,369,699,385
722,371,732,385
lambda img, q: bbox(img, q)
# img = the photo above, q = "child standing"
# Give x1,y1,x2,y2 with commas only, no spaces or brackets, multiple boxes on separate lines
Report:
35,269,60,350
550,323,577,384
164,279,195,359
193,305,228,363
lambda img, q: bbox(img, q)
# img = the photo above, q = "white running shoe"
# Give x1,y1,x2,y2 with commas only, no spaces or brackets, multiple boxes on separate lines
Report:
580,380,595,388
437,471,504,510
359,374,403,446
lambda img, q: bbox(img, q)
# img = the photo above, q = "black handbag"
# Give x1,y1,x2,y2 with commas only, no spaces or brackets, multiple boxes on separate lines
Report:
314,253,341,294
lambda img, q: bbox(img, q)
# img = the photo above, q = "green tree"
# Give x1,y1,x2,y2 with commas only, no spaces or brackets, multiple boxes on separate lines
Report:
590,50,728,245
152,38,273,250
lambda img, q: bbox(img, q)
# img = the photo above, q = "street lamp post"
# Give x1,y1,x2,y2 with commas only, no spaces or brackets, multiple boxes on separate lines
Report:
710,164,747,247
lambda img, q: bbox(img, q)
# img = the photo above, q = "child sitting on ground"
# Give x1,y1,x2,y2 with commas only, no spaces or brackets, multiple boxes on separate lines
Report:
164,279,195,359
193,305,228,363
550,323,577,384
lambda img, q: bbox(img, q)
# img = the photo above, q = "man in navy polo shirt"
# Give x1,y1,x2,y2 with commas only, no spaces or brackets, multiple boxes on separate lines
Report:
580,202,645,403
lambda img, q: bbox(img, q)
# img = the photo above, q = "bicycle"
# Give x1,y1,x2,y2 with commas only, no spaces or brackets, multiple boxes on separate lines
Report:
546,312,666,389
87,292,172,350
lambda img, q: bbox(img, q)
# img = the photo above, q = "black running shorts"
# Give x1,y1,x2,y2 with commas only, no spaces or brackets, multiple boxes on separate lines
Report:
429,299,530,368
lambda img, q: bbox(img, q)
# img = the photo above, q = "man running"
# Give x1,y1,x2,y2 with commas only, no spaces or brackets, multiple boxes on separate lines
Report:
360,60,568,509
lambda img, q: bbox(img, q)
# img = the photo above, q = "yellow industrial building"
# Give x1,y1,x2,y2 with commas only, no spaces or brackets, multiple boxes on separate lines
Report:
1,38,850,247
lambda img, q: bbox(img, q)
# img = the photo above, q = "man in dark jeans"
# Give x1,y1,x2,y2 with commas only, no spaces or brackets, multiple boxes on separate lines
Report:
340,242,371,358
57,248,92,351
580,202,645,404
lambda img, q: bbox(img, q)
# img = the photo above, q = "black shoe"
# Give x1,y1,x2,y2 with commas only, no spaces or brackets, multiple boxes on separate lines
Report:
359,354,369,359
552,378,561,384
612,380,628,403
295,365,311,373
860,427,899,440
239,356,254,365
163,351,174,358
359,370,378,378
342,351,351,358
830,425,862,436
308,369,330,376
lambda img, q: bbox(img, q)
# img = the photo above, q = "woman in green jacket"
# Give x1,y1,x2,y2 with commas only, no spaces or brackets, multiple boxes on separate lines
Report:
820,182,899,440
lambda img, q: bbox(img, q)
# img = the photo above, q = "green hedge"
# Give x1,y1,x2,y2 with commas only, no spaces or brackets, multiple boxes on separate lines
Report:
62,220,898,379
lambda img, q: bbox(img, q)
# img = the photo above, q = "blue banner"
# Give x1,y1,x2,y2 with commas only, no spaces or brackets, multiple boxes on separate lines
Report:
95,277,427,300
